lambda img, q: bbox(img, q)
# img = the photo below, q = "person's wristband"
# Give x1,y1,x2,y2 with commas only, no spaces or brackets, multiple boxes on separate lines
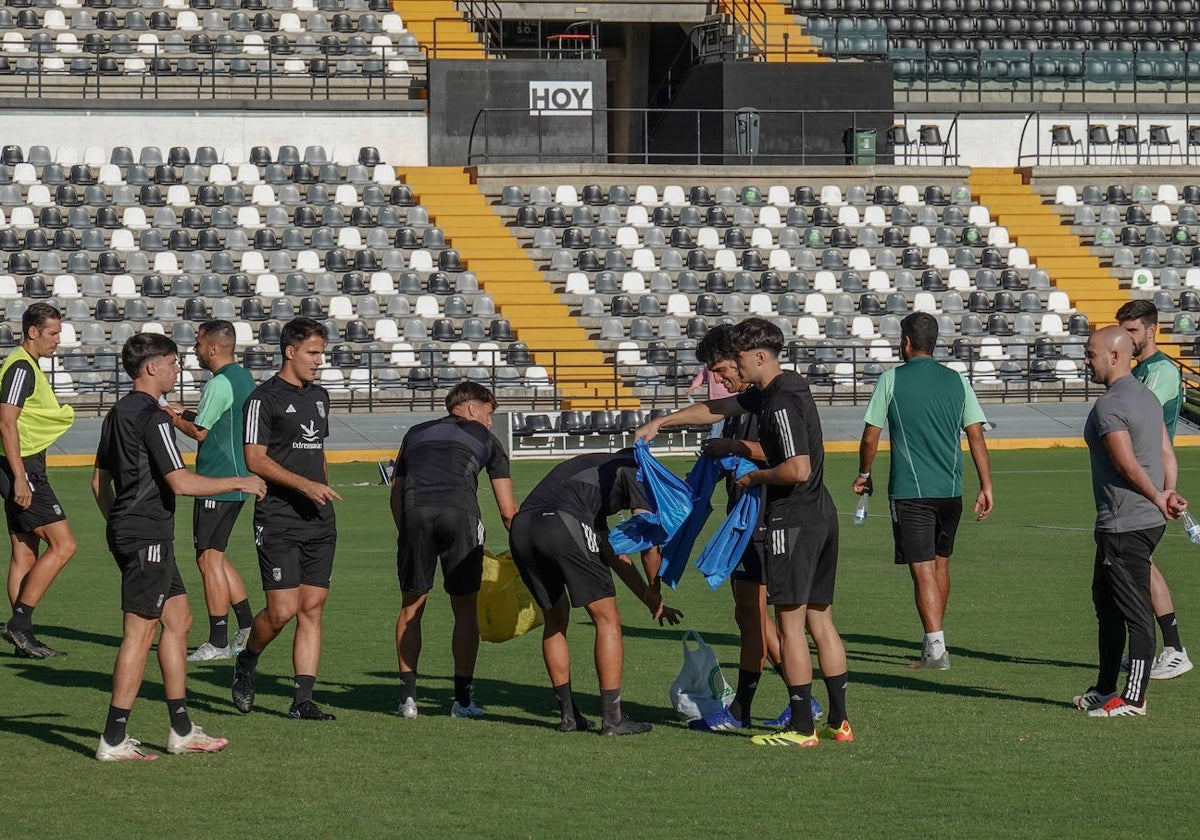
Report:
857,472,871,479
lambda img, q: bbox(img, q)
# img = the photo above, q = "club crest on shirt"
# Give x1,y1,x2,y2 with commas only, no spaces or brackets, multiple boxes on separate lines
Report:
317,401,326,419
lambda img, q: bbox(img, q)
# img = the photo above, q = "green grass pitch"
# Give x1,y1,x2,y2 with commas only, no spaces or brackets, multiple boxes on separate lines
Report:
2,449,1199,838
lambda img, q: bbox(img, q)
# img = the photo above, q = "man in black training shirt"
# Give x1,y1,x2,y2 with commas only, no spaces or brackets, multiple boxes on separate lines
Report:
638,317,853,747
92,334,265,761
509,450,682,735
0,302,77,658
233,318,342,721
391,381,518,719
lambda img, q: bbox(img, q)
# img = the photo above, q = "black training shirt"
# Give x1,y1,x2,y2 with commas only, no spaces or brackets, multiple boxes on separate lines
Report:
243,374,334,528
395,415,510,515
95,390,186,547
736,370,835,521
520,450,650,531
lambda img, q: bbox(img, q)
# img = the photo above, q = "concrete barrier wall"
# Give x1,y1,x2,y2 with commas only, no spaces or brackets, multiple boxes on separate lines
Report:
0,108,429,167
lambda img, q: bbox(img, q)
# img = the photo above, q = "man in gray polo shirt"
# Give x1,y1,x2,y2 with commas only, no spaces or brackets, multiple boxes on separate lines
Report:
1075,326,1187,718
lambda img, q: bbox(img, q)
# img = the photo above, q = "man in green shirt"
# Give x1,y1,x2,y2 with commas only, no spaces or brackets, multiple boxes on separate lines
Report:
854,312,994,669
169,321,258,661
1116,299,1191,679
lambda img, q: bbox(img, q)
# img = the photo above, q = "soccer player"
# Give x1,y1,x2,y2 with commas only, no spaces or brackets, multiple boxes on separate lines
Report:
92,334,265,761
1116,299,1192,678
853,312,993,669
638,317,853,747
508,450,682,735
1074,326,1186,717
649,324,821,731
391,381,518,719
233,318,342,721
167,320,259,662
0,303,77,659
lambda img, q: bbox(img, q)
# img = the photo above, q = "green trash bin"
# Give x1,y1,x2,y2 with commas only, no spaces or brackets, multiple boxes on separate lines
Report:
845,128,877,165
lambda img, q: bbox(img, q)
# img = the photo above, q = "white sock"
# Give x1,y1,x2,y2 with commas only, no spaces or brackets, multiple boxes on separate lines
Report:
923,631,946,658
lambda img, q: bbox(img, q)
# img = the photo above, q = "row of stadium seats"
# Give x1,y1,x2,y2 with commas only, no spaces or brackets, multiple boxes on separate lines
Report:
794,0,1193,13
4,0,392,10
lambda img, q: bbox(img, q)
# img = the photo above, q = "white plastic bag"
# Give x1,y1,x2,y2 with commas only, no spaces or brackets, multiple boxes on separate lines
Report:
668,629,734,722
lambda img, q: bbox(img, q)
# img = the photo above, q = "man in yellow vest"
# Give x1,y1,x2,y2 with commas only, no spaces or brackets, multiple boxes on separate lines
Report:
0,303,78,658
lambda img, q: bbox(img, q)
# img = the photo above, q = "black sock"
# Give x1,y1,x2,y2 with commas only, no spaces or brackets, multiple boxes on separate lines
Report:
103,705,131,746
232,599,254,631
728,669,761,721
166,697,192,737
787,683,815,735
207,614,229,648
399,670,417,702
1158,612,1183,651
553,681,576,720
8,602,34,632
293,674,316,706
600,687,623,728
237,647,260,672
822,672,849,728
453,675,473,708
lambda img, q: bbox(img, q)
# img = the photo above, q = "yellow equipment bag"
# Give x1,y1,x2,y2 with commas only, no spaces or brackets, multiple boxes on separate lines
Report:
477,550,544,643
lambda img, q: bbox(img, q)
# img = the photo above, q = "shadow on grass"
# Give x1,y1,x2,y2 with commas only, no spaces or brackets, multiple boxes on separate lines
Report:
31,624,124,649
842,633,1091,669
0,712,100,757
850,667,1064,706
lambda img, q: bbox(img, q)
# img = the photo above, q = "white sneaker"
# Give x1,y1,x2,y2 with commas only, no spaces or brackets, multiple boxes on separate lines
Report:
1150,646,1193,680
232,628,251,653
450,700,484,719
96,735,157,762
167,724,229,755
187,642,233,662
1072,687,1117,711
398,697,418,719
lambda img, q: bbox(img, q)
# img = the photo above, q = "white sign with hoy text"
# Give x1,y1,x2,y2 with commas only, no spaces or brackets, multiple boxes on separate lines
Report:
528,81,593,116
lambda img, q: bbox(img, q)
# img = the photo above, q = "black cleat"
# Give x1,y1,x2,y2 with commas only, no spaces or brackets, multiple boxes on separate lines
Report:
231,655,256,714
557,712,594,733
601,715,652,736
287,700,336,721
3,625,49,659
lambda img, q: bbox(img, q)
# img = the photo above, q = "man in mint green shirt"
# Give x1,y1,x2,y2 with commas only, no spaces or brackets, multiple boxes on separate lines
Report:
1117,299,1192,679
170,320,258,661
854,312,994,669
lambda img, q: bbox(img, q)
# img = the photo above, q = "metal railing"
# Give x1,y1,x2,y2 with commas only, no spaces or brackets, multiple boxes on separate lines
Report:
39,338,1111,417
1018,111,1200,166
0,42,423,101
466,106,941,165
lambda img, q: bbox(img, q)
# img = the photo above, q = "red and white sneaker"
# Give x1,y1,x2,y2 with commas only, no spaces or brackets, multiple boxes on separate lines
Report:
166,724,229,755
1087,696,1146,718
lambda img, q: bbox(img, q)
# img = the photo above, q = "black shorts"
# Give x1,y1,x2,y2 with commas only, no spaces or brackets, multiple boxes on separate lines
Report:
890,497,963,564
112,541,186,618
729,534,766,585
0,452,67,535
397,506,485,596
193,498,246,554
763,513,839,607
255,524,336,590
509,508,615,610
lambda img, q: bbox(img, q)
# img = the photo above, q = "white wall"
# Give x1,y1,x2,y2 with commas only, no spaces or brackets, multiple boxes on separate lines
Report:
2,110,429,166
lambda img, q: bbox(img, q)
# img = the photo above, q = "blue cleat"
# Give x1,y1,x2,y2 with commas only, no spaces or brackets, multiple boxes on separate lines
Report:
688,706,750,732
760,697,823,729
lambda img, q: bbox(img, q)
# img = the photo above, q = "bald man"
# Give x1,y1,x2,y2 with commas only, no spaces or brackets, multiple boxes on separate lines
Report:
1074,326,1187,718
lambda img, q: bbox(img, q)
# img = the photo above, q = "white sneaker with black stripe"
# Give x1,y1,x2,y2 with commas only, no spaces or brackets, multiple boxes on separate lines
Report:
1071,687,1117,711
1149,646,1193,680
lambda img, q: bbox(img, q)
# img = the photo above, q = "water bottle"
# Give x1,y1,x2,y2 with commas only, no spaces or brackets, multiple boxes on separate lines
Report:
1183,510,1200,545
853,493,870,526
